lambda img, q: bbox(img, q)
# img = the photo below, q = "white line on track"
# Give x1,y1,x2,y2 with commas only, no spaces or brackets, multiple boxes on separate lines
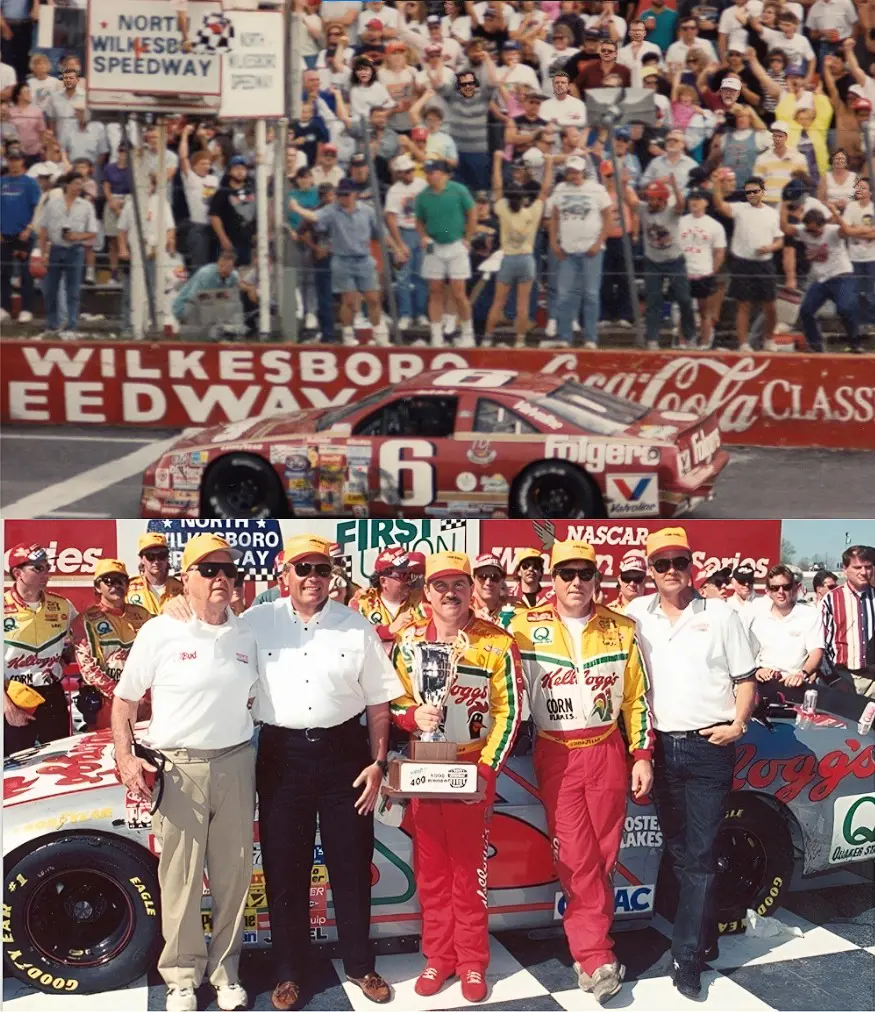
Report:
1,433,158,444
1,436,181,518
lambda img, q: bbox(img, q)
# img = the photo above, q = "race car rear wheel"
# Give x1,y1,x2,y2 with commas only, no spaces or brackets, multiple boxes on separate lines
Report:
201,453,287,518
3,832,161,995
510,461,603,519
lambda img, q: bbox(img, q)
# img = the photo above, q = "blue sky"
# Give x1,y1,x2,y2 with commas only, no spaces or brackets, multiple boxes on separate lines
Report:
782,520,875,565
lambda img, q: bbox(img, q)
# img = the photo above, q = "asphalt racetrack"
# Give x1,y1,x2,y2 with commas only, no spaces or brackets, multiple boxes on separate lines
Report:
2,426,874,519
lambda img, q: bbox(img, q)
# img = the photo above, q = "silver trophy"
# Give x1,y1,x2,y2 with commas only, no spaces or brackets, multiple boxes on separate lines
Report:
407,632,470,742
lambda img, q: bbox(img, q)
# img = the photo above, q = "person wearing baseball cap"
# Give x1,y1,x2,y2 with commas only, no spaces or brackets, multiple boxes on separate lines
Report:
4,543,77,755
625,528,757,1000
385,146,428,330
726,562,761,620
390,552,523,1002
512,548,550,609
113,533,257,1012
607,551,649,614
127,532,183,616
351,547,423,642
71,560,151,731
471,553,513,624
508,542,653,1004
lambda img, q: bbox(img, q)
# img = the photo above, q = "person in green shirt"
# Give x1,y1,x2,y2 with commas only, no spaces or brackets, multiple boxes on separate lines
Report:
414,159,478,348
639,0,678,53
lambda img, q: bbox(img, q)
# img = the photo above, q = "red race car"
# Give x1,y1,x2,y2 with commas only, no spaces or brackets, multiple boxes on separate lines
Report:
140,368,729,519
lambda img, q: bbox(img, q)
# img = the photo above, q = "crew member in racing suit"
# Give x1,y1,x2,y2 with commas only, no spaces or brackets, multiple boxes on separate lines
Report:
509,540,654,1006
606,552,648,615
512,548,552,610
390,551,524,1004
472,553,514,627
127,532,183,616
352,547,423,643
72,560,151,730
4,543,77,755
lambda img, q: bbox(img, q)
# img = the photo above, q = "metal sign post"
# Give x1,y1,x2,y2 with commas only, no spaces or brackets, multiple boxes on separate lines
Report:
255,118,271,339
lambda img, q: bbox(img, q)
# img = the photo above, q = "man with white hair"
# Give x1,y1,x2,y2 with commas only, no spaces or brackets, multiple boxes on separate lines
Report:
641,129,699,193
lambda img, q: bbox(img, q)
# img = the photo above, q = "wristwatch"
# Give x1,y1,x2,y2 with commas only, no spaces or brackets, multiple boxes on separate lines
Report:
374,759,389,774
734,719,749,735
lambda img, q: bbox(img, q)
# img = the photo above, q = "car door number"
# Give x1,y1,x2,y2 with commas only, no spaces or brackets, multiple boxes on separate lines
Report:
378,440,435,507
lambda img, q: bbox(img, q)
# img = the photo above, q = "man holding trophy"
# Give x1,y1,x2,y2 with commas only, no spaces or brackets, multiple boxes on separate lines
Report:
390,551,524,1003
509,541,655,1006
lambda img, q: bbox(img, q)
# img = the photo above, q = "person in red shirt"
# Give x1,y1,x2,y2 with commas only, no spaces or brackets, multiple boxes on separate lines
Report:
573,37,632,94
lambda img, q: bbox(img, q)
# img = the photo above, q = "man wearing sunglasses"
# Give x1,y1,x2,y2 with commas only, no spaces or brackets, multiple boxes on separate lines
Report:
472,553,514,625
509,541,654,1006
625,527,757,1001
72,560,151,730
127,532,183,616
351,546,422,643
607,551,648,614
726,563,761,620
511,547,551,610
749,565,823,689
113,534,259,1012
390,551,523,1003
4,542,77,755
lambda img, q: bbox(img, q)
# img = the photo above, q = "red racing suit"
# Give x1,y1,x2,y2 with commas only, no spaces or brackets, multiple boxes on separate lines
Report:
509,602,654,975
391,615,524,973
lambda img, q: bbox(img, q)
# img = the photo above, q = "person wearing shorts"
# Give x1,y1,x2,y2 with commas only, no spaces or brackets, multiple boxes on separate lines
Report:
712,175,784,352
414,159,478,347
679,189,727,349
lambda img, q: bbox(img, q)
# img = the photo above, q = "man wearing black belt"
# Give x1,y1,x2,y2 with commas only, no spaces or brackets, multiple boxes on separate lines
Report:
626,527,757,1001
245,534,403,1010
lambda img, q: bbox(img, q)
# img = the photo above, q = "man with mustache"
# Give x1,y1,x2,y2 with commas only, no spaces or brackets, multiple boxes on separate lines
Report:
390,552,524,1003
509,541,654,1006
351,547,423,643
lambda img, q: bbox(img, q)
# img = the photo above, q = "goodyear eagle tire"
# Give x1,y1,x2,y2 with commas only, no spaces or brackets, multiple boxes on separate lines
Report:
511,461,603,519
202,453,286,518
3,833,161,995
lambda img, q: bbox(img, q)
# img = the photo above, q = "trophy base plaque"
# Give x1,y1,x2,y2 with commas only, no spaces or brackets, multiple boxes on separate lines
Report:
410,740,458,761
385,756,484,800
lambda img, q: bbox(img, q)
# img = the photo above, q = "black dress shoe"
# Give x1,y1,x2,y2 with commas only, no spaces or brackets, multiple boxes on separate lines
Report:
672,961,702,999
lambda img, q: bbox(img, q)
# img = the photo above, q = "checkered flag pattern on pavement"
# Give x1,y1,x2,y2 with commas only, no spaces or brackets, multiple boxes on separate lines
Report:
439,520,467,532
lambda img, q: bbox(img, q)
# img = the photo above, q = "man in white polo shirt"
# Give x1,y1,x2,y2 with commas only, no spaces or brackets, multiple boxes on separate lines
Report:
112,534,258,1012
750,564,824,688
626,527,757,1002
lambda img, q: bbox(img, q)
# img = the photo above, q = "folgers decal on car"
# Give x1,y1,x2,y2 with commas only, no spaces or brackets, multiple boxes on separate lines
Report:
732,740,875,803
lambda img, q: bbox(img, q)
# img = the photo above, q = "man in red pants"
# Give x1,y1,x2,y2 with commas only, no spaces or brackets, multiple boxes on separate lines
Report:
390,551,524,1004
509,540,654,1005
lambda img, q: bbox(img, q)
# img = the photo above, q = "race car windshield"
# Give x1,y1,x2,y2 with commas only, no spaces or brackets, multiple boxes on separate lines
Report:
316,388,393,430
536,382,648,436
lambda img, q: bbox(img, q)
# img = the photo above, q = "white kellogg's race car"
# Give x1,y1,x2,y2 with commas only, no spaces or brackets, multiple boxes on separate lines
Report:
3,685,873,995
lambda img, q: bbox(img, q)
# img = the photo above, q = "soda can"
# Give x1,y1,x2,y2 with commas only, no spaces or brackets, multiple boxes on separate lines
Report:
802,689,818,715
858,700,875,736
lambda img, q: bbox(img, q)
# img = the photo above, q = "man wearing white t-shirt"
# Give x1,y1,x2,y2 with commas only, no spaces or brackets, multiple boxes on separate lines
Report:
679,189,727,348
842,176,875,334
750,565,824,688
619,20,664,88
548,156,612,348
113,534,258,1012
385,154,428,328
178,123,218,269
781,203,860,352
718,0,756,59
665,18,718,68
806,0,857,47
539,71,588,132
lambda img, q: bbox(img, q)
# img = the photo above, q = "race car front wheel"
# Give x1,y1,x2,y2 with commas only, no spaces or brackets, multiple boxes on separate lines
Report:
510,461,604,519
202,452,287,518
3,832,161,995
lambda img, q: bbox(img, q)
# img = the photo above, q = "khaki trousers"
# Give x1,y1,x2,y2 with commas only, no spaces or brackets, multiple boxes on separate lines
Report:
153,740,256,990
853,673,875,699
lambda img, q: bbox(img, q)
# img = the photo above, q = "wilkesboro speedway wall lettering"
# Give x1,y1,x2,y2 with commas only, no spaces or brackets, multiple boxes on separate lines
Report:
2,342,873,449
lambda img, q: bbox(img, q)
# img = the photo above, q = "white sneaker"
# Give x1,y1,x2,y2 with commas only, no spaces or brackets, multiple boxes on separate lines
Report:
572,320,581,333
430,326,446,347
416,315,430,327
738,342,754,353
354,313,368,329
764,339,779,352
85,269,96,285
646,340,660,350
583,341,597,349
304,312,318,330
342,327,357,346
455,329,475,348
545,318,557,337
165,987,197,1012
443,313,458,335
615,319,633,329
17,310,33,323
0,308,9,322
216,982,248,1011
397,315,411,330
373,325,391,346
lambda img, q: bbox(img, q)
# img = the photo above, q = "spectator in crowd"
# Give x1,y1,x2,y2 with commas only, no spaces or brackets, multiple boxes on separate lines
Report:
178,122,220,270
209,155,256,267
627,527,757,1001
753,120,808,206
113,535,258,1012
26,51,63,109
44,66,81,148
0,0,33,86
639,0,679,53
619,19,663,87
72,560,151,731
4,543,76,756
640,174,696,349
127,533,183,616
549,155,612,348
750,564,824,689
599,157,639,330
712,173,783,352
666,15,718,67
37,170,97,338
812,569,839,602
384,152,428,329
679,187,727,349
414,157,477,347
820,546,875,697
0,147,39,323
7,82,43,164
441,57,499,191
641,129,698,192
540,68,587,131
288,164,320,332
171,249,258,330
842,175,875,335
101,146,130,288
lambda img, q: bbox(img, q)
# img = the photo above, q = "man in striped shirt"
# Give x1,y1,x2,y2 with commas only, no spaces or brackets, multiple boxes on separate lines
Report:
820,546,875,698
439,49,500,192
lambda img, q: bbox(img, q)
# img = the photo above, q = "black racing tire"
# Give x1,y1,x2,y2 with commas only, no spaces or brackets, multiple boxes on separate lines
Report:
714,794,795,935
510,461,604,519
3,833,161,995
201,452,287,518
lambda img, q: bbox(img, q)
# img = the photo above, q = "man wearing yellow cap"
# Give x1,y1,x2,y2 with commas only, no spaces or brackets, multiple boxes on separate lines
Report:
509,540,654,1006
127,533,184,616
625,527,757,1001
511,548,552,610
390,551,524,1004
71,560,151,730
112,534,259,1012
